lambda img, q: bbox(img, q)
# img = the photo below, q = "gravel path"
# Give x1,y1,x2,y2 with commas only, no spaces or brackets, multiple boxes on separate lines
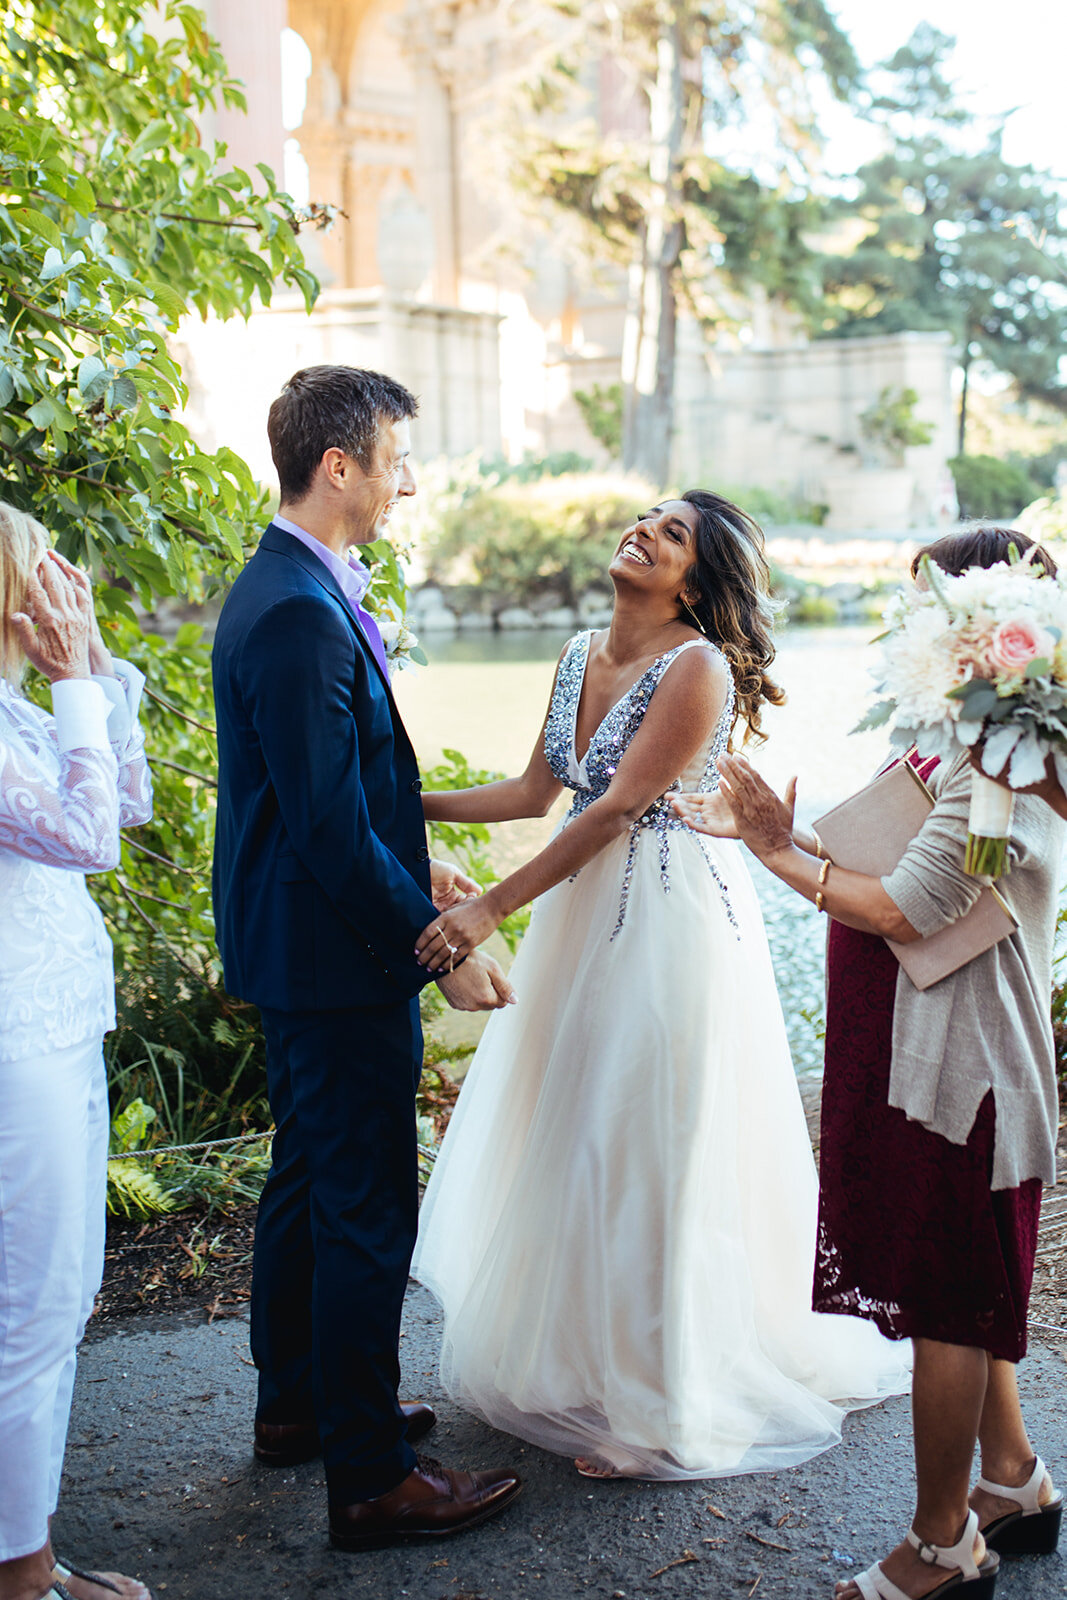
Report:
58,1290,1067,1600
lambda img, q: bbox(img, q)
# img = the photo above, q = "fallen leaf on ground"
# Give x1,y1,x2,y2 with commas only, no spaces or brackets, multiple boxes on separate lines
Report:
744,1530,792,1553
650,1550,699,1578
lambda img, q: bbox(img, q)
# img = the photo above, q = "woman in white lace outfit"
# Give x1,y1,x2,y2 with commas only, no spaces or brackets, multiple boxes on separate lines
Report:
0,505,153,1600
410,492,909,1480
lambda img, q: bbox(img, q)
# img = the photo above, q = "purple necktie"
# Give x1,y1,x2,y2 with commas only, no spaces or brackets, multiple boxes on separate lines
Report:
354,600,390,681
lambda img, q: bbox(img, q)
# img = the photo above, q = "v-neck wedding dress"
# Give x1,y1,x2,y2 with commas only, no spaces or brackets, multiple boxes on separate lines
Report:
412,632,908,1478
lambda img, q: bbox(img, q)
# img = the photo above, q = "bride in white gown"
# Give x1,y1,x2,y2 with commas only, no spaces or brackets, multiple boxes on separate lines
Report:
411,490,909,1479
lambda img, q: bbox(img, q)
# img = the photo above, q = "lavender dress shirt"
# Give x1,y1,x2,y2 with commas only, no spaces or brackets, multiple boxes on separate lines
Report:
273,514,390,680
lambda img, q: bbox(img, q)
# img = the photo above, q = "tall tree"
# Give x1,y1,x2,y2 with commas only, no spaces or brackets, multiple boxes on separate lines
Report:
0,0,339,980
820,25,1067,455
511,0,859,482
0,0,327,600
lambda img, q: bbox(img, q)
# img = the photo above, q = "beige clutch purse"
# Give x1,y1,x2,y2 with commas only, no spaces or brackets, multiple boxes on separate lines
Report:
812,760,1017,990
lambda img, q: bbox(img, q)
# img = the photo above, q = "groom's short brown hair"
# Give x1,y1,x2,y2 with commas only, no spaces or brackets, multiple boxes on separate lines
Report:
268,365,419,505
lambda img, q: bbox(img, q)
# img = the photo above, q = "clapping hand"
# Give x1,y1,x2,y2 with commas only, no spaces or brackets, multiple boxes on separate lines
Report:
9,554,92,683
48,551,114,676
670,788,741,839
429,858,482,912
714,755,797,860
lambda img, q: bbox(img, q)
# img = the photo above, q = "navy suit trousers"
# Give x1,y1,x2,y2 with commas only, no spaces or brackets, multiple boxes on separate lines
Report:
252,1001,422,1502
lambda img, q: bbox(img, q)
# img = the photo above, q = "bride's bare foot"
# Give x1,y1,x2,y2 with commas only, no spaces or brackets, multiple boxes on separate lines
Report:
574,1456,621,1479
834,1525,988,1600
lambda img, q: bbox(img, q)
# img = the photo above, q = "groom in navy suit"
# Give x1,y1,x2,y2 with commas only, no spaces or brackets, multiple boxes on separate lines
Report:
212,365,520,1550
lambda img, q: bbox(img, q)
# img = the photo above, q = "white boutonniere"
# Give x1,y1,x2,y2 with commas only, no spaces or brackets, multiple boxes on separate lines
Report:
371,594,428,672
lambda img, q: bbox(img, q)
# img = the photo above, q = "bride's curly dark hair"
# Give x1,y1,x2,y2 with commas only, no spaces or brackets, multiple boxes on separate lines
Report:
678,489,785,746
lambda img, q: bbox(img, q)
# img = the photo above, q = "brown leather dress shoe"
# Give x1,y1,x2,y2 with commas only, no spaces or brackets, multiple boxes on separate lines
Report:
328,1454,522,1551
254,1403,437,1467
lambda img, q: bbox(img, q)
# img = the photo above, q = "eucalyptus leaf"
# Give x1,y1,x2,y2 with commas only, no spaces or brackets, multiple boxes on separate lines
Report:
949,682,998,718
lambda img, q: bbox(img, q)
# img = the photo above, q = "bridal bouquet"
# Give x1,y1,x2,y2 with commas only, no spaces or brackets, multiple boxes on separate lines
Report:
857,554,1067,876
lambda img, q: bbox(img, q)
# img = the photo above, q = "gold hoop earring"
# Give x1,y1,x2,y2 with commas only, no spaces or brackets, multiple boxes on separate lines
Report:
681,597,704,633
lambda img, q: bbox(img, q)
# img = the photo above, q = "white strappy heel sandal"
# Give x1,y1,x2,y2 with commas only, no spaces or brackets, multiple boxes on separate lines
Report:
974,1454,1063,1556
849,1509,999,1599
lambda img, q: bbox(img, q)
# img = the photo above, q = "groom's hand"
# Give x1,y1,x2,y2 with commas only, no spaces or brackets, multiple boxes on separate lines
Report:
429,857,481,911
436,949,516,1011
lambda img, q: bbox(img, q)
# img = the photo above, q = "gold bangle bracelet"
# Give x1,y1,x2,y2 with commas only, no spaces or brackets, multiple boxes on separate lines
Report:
815,856,831,913
812,830,825,861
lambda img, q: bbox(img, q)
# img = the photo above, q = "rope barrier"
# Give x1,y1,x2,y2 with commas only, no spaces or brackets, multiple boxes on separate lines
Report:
108,1131,440,1166
108,1131,272,1162
101,1142,1067,1335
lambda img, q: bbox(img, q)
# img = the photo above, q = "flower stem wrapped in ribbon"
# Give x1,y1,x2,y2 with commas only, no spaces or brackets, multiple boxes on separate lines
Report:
856,551,1067,878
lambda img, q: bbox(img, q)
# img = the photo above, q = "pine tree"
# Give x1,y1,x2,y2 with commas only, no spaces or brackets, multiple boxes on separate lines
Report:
511,0,859,483
821,25,1067,455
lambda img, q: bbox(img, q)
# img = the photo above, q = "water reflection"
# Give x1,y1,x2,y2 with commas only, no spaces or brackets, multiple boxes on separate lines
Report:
395,623,889,1077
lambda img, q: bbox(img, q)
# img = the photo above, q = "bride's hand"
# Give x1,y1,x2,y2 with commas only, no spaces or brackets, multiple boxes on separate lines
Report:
715,756,797,859
416,892,503,972
670,790,740,839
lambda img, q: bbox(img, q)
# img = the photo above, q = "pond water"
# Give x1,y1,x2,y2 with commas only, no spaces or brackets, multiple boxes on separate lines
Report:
393,623,891,1077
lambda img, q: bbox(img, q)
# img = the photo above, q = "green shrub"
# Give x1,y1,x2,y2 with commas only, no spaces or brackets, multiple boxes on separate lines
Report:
573,383,623,457
1020,489,1067,545
709,483,827,526
949,454,1043,522
426,473,654,609
1008,447,1064,492
482,451,597,482
859,386,935,465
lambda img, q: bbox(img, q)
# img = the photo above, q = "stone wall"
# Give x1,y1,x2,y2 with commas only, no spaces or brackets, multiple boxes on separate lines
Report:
177,289,502,486
193,1,958,523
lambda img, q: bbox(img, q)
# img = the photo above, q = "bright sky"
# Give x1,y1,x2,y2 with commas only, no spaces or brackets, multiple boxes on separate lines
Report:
827,1,1067,178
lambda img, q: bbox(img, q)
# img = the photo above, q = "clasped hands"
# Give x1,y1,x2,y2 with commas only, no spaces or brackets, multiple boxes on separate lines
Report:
424,861,514,1011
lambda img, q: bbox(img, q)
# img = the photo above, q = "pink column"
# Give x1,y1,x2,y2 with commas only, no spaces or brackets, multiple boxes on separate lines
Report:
206,0,287,183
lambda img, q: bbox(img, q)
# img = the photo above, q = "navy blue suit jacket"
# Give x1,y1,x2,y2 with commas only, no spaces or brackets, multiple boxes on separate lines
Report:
211,523,437,1011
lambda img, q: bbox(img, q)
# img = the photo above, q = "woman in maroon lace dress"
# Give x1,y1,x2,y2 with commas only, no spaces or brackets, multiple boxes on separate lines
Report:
676,527,1064,1600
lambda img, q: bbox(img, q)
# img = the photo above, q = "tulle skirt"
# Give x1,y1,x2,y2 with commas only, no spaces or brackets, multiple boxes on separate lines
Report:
413,824,910,1477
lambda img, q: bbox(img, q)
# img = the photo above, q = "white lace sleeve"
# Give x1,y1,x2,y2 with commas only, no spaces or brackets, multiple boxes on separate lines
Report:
98,662,153,827
0,681,122,872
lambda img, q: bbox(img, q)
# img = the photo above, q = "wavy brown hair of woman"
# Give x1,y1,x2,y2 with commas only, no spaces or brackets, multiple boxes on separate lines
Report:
679,489,785,746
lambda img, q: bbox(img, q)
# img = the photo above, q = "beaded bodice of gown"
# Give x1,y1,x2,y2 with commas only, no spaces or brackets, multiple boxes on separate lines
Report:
543,631,737,937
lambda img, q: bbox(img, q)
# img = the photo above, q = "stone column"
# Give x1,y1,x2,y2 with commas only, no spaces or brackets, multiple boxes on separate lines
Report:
401,0,458,304
203,0,287,182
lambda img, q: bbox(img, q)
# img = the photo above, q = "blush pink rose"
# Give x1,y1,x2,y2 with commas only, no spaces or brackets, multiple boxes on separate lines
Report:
988,618,1056,675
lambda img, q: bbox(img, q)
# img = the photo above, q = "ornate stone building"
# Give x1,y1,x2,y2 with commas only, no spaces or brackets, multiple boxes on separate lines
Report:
181,0,956,527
